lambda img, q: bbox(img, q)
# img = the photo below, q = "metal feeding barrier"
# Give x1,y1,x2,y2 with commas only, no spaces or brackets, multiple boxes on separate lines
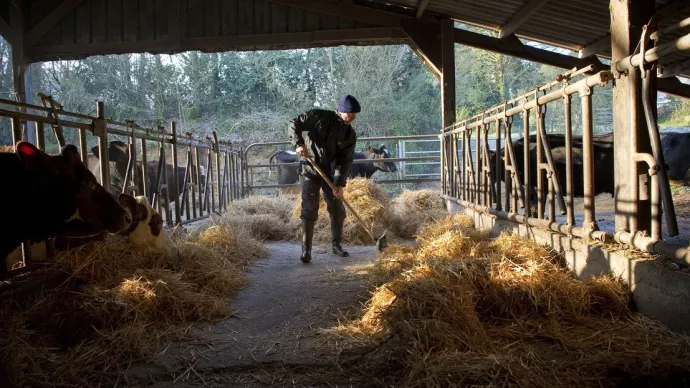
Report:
242,134,442,195
0,96,243,280
440,25,690,266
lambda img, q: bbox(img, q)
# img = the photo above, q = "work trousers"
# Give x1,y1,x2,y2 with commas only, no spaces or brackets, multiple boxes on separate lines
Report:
300,175,346,243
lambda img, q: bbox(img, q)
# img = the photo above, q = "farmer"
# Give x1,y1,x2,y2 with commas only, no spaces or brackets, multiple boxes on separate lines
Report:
288,95,360,263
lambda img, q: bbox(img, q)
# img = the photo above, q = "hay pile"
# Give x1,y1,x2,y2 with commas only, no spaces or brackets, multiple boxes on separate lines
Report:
0,223,267,387
214,195,296,241
291,178,391,244
388,189,447,238
337,215,690,387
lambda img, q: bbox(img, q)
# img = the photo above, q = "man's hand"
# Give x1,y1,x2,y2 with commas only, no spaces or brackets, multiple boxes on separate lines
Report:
333,186,344,199
295,145,309,158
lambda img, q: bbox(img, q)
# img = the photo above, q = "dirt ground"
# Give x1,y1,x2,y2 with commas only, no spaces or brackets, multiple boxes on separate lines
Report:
125,241,383,388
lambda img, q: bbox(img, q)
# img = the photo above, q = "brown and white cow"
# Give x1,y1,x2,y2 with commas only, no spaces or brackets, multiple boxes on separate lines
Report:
0,142,133,275
118,194,179,260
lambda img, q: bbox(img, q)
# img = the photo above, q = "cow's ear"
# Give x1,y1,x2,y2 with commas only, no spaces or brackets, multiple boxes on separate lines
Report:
61,144,82,165
380,144,386,150
118,194,138,217
365,145,374,152
16,142,49,169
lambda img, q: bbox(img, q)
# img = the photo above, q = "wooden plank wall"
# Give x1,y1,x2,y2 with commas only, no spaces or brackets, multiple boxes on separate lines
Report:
31,0,376,48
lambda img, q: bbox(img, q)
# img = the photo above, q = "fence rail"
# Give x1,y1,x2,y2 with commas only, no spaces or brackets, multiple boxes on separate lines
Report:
242,134,441,194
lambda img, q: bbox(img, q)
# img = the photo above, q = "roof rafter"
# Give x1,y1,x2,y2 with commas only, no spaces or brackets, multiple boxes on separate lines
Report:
498,0,550,39
579,34,610,58
25,0,86,48
416,0,430,18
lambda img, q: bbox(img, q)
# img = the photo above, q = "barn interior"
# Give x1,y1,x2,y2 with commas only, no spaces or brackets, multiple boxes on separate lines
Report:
0,0,690,386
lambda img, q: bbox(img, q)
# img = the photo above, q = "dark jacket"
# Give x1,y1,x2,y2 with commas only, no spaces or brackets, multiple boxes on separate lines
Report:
287,109,357,187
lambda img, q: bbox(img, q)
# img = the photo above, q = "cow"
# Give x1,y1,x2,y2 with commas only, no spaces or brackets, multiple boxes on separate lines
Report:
118,194,179,260
660,132,690,185
87,140,131,196
268,144,398,188
88,141,206,205
350,145,398,178
0,142,132,275
487,133,615,215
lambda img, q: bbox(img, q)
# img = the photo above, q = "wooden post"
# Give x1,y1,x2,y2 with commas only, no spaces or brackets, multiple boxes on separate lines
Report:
441,18,456,197
171,122,181,225
95,101,110,192
611,0,655,234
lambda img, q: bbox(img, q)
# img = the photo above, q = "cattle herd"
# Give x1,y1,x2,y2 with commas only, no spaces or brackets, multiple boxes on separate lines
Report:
2,131,690,276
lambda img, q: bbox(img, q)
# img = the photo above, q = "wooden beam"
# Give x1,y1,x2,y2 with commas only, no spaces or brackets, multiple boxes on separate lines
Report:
498,0,549,39
402,19,442,78
441,18,455,193
611,0,655,235
269,0,406,27
579,34,610,58
657,76,690,99
416,0,430,18
455,28,604,71
25,0,86,48
26,27,408,61
0,13,14,45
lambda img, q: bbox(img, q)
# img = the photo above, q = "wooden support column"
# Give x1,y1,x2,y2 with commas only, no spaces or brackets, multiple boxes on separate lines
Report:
611,0,655,234
9,2,35,144
441,18,456,195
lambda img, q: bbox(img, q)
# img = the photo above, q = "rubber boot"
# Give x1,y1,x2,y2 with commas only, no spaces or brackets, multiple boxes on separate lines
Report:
301,220,314,263
331,217,349,257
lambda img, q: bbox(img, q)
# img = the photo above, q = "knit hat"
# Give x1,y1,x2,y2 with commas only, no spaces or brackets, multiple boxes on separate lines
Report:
336,95,361,113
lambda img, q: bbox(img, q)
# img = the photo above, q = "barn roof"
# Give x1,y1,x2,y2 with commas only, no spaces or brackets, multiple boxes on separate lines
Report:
0,0,688,96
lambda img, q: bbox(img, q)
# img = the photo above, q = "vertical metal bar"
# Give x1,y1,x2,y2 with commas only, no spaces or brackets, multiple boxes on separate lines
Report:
180,148,191,220
189,147,197,219
240,153,246,198
140,138,149,202
215,138,222,212
651,173,660,240
504,120,512,212
209,149,216,214
195,146,204,217
160,141,172,225
523,108,530,217
460,130,466,201
228,152,235,202
96,102,110,192
35,121,45,151
441,133,447,195
474,124,484,205
536,106,544,220
564,94,575,226
495,119,502,211
11,117,21,146
171,122,181,225
79,128,88,163
129,134,139,196
581,88,597,231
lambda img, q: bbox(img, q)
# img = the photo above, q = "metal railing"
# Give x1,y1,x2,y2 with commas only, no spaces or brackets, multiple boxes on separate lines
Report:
0,96,243,279
440,28,690,266
242,134,441,195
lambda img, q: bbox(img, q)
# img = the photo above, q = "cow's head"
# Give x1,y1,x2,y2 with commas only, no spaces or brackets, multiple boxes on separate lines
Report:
118,194,179,260
16,142,132,236
364,144,398,173
90,140,129,165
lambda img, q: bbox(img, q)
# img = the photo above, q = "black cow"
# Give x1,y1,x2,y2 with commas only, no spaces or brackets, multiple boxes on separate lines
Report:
269,150,300,186
660,132,690,185
0,142,132,275
350,145,398,178
87,140,130,196
268,144,398,186
88,141,206,203
487,133,615,212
